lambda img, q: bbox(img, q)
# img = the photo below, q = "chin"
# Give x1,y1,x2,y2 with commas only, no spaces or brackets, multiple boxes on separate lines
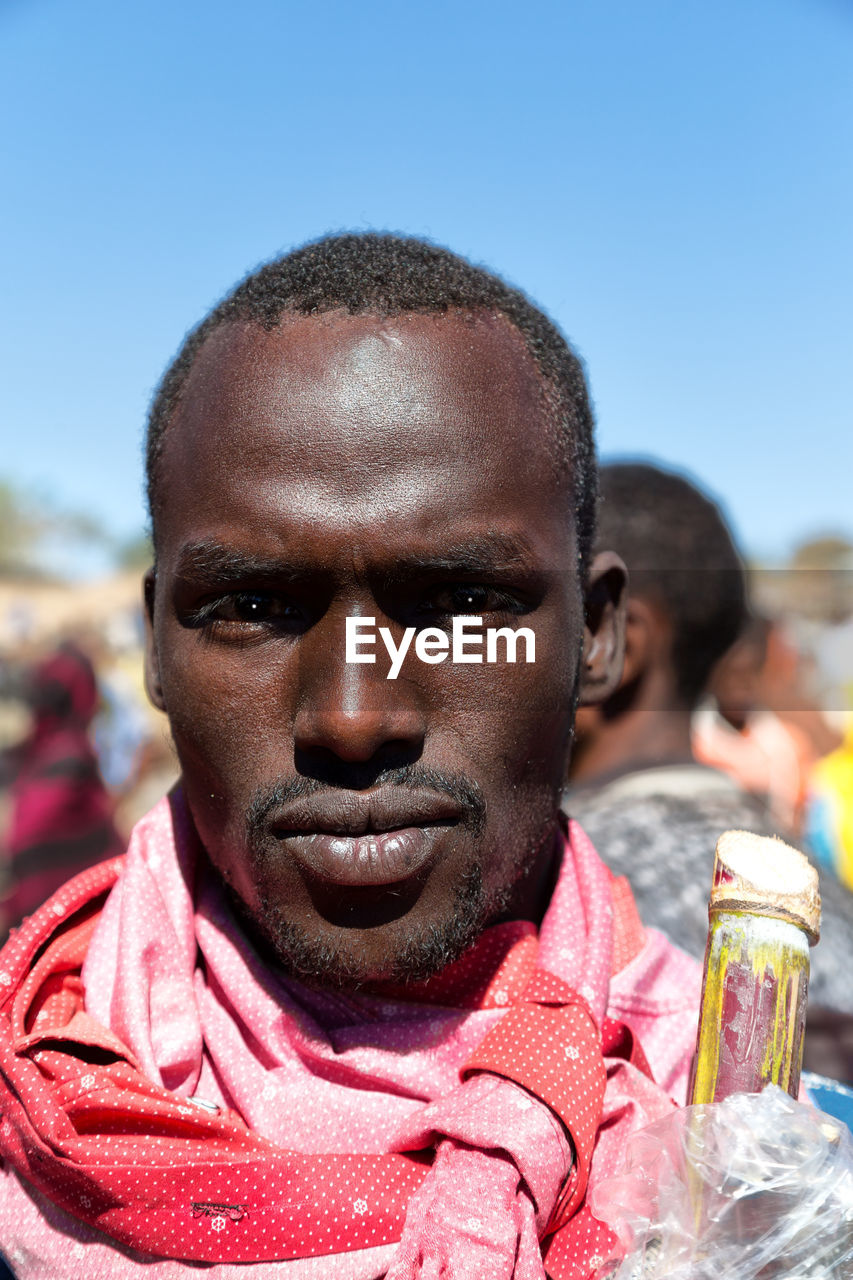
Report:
225,867,491,991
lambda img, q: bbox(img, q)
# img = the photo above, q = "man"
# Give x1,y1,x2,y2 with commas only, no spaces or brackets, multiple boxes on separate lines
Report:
0,236,701,1277
565,461,853,1028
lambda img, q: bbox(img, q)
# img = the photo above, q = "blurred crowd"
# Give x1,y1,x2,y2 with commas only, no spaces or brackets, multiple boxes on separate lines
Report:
561,462,853,1079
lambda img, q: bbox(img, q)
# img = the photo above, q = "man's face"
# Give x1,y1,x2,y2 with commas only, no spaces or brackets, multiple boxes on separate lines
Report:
146,310,613,987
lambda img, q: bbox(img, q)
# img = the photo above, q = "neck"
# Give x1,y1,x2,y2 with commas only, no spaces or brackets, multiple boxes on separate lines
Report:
499,820,564,925
569,670,695,786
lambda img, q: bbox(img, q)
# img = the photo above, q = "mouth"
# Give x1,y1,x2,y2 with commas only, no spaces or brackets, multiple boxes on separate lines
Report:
269,789,463,888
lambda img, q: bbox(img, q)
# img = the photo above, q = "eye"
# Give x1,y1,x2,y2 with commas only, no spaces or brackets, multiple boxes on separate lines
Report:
220,592,290,623
418,584,524,618
186,591,306,637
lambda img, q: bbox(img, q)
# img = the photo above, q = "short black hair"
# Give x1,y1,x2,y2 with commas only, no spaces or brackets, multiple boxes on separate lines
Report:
596,461,748,706
145,232,597,567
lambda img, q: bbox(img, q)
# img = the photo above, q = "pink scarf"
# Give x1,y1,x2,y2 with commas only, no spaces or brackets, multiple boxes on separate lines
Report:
0,791,700,1277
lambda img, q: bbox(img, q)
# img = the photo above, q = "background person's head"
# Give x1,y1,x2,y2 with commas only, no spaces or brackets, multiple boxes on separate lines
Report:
28,643,99,733
142,232,627,989
706,613,771,732
570,461,747,782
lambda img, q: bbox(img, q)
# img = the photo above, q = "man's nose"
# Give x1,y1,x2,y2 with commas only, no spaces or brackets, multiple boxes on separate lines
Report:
293,616,426,765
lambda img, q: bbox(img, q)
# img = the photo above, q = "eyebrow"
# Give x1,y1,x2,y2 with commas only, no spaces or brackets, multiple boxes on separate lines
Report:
173,540,307,587
379,533,542,580
173,532,541,589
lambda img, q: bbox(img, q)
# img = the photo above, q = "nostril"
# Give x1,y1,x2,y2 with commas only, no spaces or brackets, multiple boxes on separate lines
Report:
293,744,424,790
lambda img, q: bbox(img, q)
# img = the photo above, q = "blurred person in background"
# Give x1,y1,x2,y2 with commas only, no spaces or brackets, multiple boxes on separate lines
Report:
806,726,853,891
92,644,150,796
0,641,123,939
72,621,179,834
693,613,815,834
564,462,853,1064
784,546,853,894
0,656,31,920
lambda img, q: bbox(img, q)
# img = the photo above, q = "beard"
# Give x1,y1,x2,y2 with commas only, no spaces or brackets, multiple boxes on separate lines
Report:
247,857,494,989
216,764,556,991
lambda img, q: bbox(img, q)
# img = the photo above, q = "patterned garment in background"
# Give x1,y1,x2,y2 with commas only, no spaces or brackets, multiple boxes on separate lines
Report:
0,790,701,1279
1,644,123,938
565,761,853,1016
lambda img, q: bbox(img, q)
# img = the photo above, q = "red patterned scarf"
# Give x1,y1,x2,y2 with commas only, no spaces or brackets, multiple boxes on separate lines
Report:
0,791,695,1277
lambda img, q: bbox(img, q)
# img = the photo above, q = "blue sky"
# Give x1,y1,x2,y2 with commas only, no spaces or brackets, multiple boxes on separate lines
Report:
2,0,851,571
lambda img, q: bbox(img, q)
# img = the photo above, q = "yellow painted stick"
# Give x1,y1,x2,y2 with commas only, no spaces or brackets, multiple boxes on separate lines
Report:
690,829,820,1106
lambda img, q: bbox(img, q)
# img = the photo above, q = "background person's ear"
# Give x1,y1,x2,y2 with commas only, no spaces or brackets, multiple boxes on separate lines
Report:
578,551,627,705
143,570,167,712
618,594,666,691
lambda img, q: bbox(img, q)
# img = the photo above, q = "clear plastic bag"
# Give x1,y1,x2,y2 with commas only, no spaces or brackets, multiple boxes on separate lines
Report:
588,1086,853,1278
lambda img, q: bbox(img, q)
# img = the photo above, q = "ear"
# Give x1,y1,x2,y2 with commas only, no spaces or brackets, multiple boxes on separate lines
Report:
143,569,167,712
578,551,627,705
619,595,662,689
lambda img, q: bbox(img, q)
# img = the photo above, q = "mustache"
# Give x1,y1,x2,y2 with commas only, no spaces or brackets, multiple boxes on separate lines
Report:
246,765,487,843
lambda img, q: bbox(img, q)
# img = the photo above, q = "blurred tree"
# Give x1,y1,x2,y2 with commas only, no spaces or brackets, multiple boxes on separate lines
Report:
0,478,110,578
789,536,853,570
786,534,853,621
116,532,154,571
0,480,48,575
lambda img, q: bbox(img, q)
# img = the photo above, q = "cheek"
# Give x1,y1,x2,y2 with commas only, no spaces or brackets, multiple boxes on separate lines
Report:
156,626,292,797
426,623,578,791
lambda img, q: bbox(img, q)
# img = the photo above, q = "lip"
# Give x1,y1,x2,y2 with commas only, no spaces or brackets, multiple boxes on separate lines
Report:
269,788,462,887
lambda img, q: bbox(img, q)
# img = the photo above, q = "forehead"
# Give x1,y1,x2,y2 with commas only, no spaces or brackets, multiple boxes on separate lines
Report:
156,310,574,565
